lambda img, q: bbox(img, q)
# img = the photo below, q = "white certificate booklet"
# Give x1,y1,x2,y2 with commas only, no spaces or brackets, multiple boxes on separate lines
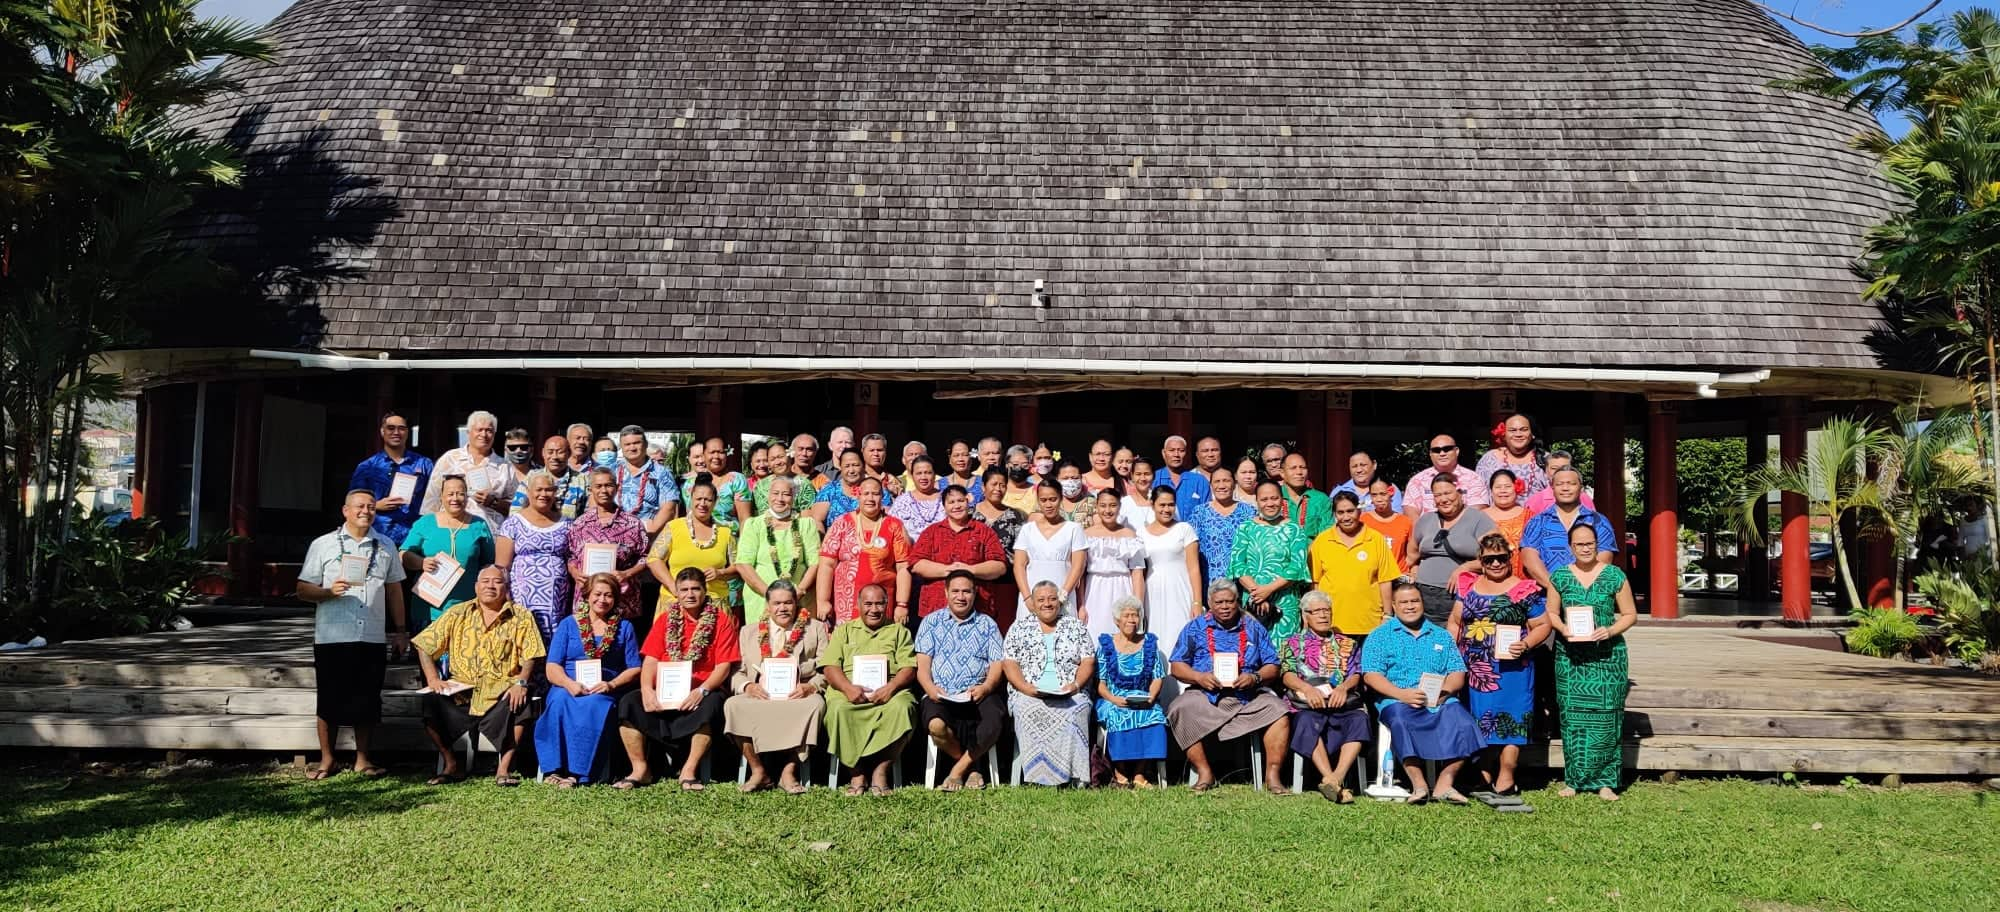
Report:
1493,624,1523,657
656,660,693,704
852,654,889,691
340,553,371,585
418,680,472,697
583,542,617,575
573,659,602,689
1419,672,1445,709
1211,651,1241,685
762,657,798,699
1567,607,1597,639
467,466,491,496
388,472,419,503
414,552,463,607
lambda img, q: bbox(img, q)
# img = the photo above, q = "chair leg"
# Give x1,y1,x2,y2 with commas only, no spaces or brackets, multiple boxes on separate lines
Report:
1292,754,1304,794
699,752,713,785
925,739,939,789
1251,740,1264,791
737,752,748,787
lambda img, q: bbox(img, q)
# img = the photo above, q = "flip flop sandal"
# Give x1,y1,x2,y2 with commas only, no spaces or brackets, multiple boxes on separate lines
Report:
868,784,894,796
842,783,867,797
1439,791,1471,805
1317,781,1343,802
610,777,650,791
939,776,966,793
425,772,467,787
356,766,389,779
965,772,987,790
782,782,810,795
678,779,706,791
494,775,522,787
306,767,339,781
1190,780,1218,793
1337,789,1356,805
1406,792,1431,805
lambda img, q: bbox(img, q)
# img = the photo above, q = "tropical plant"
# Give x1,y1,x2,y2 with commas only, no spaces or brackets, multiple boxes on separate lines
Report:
1846,606,1926,658
1875,405,1992,610
1912,559,2000,668
1,1,271,636
14,506,230,642
1734,416,1893,614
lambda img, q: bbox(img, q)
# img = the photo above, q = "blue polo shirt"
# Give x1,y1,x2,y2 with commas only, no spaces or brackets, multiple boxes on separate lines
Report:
349,449,434,545
914,609,1005,694
1519,505,1619,572
1358,618,1467,713
614,459,681,521
1170,613,1280,704
1330,478,1402,513
1152,466,1212,520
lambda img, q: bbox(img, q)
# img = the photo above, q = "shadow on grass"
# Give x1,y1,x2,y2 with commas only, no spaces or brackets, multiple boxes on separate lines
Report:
0,769,428,890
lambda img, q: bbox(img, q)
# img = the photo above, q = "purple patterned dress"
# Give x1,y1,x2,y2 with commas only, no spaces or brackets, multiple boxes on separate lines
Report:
499,513,573,641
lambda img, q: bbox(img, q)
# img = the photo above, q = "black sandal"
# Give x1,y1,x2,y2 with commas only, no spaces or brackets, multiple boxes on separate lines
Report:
610,776,650,791
425,771,467,787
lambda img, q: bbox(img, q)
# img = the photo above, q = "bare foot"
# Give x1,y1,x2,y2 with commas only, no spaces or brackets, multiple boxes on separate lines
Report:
1598,788,1620,801
1557,786,1578,798
740,772,772,793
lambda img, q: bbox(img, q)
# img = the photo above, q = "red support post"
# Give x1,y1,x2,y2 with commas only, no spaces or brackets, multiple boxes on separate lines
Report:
1591,392,1627,561
134,389,168,519
853,382,880,440
1165,391,1193,444
227,380,264,597
1012,395,1041,449
531,377,558,443
1295,391,1325,484
1646,401,1679,619
1778,397,1812,620
1325,392,1353,488
695,386,722,443
720,386,744,472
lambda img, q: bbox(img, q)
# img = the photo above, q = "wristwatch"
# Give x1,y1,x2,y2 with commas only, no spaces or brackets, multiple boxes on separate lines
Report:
697,686,711,698
511,679,528,688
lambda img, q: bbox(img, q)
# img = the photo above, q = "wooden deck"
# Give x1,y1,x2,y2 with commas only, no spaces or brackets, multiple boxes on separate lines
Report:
3,618,1998,775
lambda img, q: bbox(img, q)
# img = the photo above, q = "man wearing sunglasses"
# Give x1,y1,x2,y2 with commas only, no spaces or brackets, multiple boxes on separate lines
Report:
1401,433,1490,520
348,410,434,545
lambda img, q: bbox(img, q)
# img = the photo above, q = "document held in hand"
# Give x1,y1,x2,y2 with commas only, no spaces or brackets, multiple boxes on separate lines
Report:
1211,651,1241,686
1566,607,1597,639
1419,672,1445,709
582,542,618,576
388,472,419,503
656,660,693,704
762,657,798,700
1493,624,1523,657
414,552,463,607
466,466,491,497
340,553,371,586
573,659,602,689
852,654,889,691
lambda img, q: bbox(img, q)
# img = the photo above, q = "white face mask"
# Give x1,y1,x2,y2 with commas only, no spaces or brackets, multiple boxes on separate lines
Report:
1059,479,1083,498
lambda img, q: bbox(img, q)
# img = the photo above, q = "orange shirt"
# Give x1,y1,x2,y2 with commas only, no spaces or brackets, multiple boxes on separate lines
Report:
1360,511,1414,573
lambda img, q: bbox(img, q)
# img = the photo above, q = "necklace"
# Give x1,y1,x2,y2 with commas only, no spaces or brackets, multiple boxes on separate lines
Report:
577,614,618,659
1206,622,1251,675
664,602,719,662
759,517,805,581
758,619,807,658
686,517,719,549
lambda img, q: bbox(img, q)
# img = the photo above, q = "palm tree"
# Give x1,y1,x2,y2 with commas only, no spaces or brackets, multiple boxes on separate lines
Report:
1877,406,1992,611
1734,416,1893,615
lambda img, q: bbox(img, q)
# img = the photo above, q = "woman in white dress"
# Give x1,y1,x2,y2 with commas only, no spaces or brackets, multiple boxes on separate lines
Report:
1079,489,1147,640
1014,484,1087,617
1118,456,1159,530
1138,484,1202,655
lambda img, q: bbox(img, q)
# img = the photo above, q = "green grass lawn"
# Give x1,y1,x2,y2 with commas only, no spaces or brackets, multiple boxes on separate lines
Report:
1,766,1995,911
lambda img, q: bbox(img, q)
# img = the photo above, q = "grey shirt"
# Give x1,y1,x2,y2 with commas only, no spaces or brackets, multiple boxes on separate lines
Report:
300,527,407,644
1411,508,1496,589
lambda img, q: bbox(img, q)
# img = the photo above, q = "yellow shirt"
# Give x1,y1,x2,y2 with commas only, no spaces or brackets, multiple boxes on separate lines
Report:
410,599,546,714
649,517,735,614
1307,526,1401,635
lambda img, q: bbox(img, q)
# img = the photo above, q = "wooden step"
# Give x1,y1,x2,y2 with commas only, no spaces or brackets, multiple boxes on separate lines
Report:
1524,736,2000,776
1627,708,2000,741
0,659,424,691
0,712,429,752
0,685,424,718
1626,683,1993,714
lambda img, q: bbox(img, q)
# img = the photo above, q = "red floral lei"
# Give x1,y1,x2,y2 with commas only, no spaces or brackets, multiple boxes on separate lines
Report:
758,619,807,658
577,612,617,659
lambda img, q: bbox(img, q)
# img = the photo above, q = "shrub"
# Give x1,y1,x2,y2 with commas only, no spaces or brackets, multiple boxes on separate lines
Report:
4,507,231,643
1845,607,1925,659
1913,560,2000,667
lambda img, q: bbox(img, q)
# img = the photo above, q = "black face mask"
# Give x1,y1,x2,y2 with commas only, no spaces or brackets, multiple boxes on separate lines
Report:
1007,466,1031,483
506,449,533,465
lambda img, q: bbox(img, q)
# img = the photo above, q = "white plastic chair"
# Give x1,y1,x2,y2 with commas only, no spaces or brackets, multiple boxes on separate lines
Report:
1187,734,1265,789
926,735,1002,788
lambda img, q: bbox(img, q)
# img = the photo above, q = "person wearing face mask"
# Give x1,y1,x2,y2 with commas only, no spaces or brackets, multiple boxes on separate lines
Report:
500,427,536,507
735,475,823,625
421,410,514,524
591,438,618,471
1001,445,1040,514
1031,444,1056,486
1054,461,1094,525
1151,435,1211,521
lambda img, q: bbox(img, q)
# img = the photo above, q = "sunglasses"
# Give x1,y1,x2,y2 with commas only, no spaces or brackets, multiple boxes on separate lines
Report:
382,424,409,432
504,443,533,451
1430,445,1458,454
1479,554,1511,565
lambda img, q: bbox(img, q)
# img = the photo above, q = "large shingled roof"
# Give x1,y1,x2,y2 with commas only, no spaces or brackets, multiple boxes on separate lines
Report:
186,0,1896,373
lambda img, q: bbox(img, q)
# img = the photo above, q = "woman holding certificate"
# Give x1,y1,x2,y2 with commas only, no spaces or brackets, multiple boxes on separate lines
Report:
495,471,573,641
1359,581,1486,805
538,574,642,787
819,583,918,796
735,476,822,625
1545,521,1638,801
1449,532,1550,798
1001,582,1096,787
724,581,829,794
565,468,649,620
400,474,495,628
647,477,737,617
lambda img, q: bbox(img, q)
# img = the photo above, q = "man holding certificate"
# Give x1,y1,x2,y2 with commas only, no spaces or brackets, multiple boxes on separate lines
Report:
296,489,409,780
1167,579,1290,794
411,566,546,786
723,581,829,794
613,568,741,790
348,410,433,546
1359,581,1486,805
914,572,1008,792
819,583,918,796
565,468,649,620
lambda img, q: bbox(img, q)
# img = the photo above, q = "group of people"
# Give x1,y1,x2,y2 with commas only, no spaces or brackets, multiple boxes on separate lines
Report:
298,409,1637,801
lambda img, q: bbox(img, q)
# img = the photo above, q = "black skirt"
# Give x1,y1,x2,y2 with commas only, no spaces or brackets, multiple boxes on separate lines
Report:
919,692,1006,751
616,688,726,745
421,690,537,748
314,642,386,726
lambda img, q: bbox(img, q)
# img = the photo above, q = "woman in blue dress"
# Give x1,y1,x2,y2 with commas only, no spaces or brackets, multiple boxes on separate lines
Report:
1449,532,1550,796
536,573,642,786
1188,463,1255,587
1094,595,1168,788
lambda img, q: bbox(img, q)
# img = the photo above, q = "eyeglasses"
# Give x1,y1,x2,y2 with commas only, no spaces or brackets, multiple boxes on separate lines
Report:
382,424,409,432
1430,445,1458,454
1479,554,1511,565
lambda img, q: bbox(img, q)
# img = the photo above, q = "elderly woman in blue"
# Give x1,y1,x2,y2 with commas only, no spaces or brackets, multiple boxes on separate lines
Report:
1094,594,1168,788
1359,579,1485,805
537,573,643,786
1167,579,1290,794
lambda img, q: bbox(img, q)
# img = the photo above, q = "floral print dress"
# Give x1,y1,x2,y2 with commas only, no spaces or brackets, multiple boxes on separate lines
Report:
1454,572,1545,745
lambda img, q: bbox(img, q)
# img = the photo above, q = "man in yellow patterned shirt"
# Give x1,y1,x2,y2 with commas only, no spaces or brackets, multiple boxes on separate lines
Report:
413,566,546,786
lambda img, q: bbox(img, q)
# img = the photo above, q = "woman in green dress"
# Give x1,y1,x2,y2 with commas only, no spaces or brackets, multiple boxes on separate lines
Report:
1545,520,1638,800
1228,479,1310,640
733,475,823,625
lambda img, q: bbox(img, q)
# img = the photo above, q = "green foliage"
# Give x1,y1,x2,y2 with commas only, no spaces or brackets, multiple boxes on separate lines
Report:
2,507,228,642
1913,559,2000,665
1845,606,1925,659
1736,416,1892,614
1678,438,1748,537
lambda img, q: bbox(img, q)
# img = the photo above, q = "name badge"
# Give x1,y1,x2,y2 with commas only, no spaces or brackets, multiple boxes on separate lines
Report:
869,536,886,549
1355,550,1368,562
